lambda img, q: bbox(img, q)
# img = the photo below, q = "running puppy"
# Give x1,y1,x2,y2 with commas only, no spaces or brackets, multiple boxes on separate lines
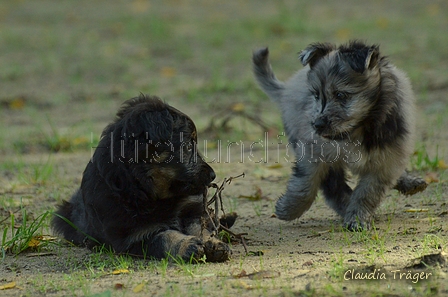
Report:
52,95,232,262
253,41,426,230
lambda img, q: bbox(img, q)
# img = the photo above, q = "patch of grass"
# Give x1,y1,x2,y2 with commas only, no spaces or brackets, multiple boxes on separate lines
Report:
29,158,55,185
17,155,55,185
158,256,170,278
253,201,263,217
2,156,55,186
327,250,348,282
411,144,440,171
420,234,444,256
40,118,99,153
1,203,51,259
169,252,205,277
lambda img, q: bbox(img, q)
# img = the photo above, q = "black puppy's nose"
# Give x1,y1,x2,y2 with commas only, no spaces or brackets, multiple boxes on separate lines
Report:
313,117,328,131
209,170,216,182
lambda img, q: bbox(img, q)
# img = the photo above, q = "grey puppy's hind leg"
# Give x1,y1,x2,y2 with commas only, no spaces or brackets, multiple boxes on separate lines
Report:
394,171,427,196
321,166,352,218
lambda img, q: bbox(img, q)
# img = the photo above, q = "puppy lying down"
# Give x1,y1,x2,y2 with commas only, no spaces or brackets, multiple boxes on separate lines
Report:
52,95,233,262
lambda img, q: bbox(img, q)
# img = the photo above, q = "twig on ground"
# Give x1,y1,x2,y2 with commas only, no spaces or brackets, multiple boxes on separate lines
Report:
202,173,248,253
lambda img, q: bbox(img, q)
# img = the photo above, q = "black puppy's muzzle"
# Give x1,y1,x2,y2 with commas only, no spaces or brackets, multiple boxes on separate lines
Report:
202,162,216,185
209,170,216,183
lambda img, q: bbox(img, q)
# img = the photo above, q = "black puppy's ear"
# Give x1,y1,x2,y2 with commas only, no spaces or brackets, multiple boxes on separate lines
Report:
298,42,336,67
138,110,174,143
117,95,174,143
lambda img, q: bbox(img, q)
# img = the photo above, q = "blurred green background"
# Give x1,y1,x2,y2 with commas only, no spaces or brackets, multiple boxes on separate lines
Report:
0,0,447,154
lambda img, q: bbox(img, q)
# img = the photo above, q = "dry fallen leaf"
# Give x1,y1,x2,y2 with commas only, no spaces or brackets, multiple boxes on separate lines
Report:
296,269,310,276
426,4,440,16
252,166,283,179
234,269,279,280
267,163,283,169
231,280,253,290
160,67,176,78
133,282,145,293
28,236,43,249
425,172,439,184
131,0,150,13
247,270,280,280
26,252,56,257
10,97,26,109
239,185,264,201
0,282,16,290
72,136,89,146
114,283,124,290
233,269,247,278
375,17,389,29
438,159,448,169
231,102,245,112
405,209,429,213
112,269,130,275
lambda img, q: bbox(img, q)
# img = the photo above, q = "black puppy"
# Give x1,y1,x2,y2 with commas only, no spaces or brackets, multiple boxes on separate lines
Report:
52,95,232,262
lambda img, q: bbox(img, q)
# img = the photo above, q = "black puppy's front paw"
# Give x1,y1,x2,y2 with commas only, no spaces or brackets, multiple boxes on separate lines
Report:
204,237,231,262
175,236,205,261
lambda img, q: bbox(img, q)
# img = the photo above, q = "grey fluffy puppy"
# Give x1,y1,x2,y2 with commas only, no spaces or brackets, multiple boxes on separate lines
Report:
253,41,426,230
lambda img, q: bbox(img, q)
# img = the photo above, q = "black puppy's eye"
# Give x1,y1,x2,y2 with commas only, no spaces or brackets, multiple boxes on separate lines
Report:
312,92,319,101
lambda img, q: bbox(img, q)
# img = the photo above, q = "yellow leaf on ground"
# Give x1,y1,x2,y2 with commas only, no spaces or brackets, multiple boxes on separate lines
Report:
73,136,89,146
427,4,440,16
239,185,263,200
112,269,130,275
160,67,176,78
247,270,280,280
424,172,439,184
267,163,283,169
376,17,389,29
231,102,245,112
335,28,351,40
405,209,429,213
131,0,150,13
10,97,25,109
133,282,145,293
438,160,448,169
231,280,252,290
28,236,42,248
0,282,16,290
253,167,283,179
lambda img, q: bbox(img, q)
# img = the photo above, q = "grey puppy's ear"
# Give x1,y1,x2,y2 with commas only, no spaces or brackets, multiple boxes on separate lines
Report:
365,45,379,70
339,41,380,73
298,42,336,67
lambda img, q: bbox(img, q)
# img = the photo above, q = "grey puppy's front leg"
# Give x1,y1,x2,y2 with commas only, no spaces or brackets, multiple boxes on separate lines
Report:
343,174,389,230
276,163,328,221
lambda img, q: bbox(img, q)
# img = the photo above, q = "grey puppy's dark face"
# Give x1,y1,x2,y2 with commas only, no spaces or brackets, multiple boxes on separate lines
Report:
301,42,382,140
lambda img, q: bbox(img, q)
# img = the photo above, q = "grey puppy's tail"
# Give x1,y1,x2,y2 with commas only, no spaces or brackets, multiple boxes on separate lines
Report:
252,48,285,103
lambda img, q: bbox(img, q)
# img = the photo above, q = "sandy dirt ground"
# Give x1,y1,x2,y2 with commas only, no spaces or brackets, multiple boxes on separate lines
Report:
1,1,447,296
